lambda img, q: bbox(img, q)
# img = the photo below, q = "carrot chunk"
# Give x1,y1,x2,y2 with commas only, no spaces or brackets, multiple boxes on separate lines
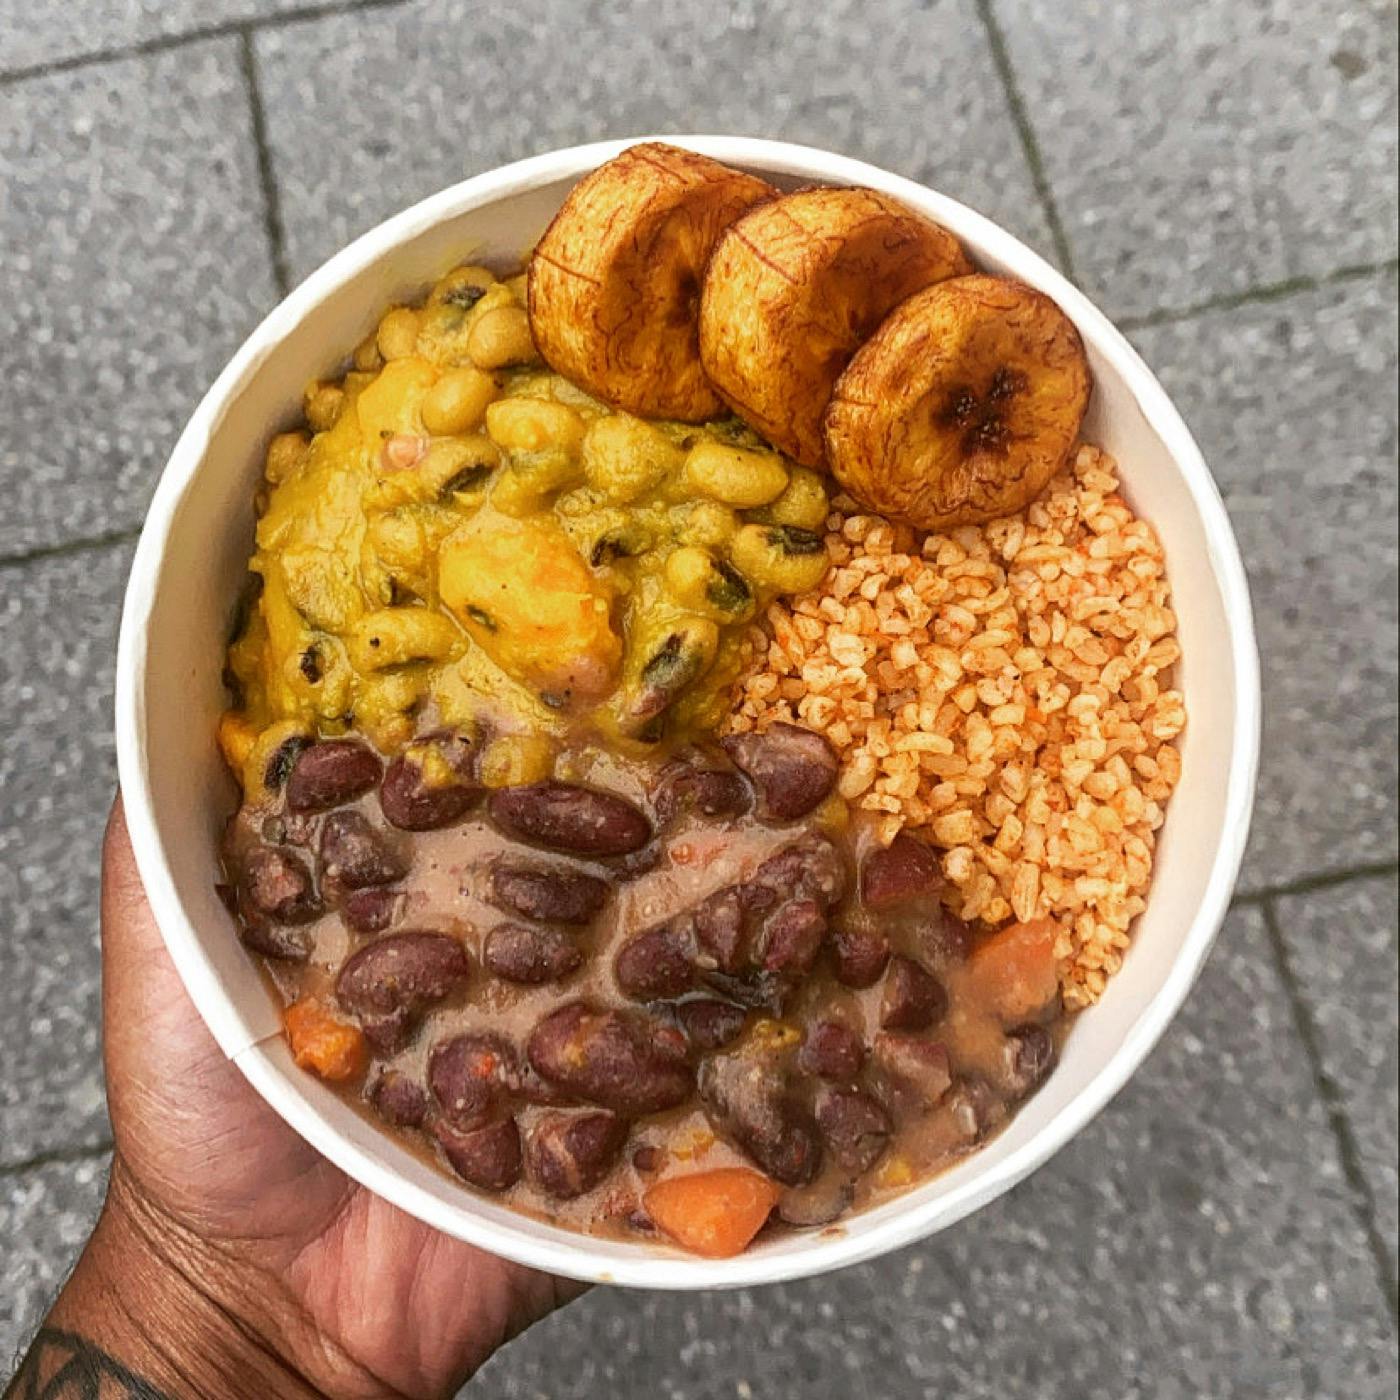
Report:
966,918,1060,1024
644,1168,781,1258
285,999,368,1082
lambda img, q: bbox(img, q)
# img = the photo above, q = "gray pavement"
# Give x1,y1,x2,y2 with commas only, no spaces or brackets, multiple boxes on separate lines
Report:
1,1,1395,1395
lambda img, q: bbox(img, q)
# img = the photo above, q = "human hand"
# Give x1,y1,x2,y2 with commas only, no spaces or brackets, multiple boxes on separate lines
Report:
5,798,579,1400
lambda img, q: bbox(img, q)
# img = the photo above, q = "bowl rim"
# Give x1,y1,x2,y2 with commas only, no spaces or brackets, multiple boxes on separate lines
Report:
114,134,1262,1289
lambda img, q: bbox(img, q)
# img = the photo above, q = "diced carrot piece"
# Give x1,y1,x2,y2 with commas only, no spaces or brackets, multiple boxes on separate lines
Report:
285,999,368,1082
644,1168,781,1259
966,918,1060,1024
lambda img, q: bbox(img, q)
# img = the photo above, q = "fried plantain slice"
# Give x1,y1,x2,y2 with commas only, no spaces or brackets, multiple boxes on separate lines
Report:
527,143,774,421
823,275,1091,531
698,187,972,468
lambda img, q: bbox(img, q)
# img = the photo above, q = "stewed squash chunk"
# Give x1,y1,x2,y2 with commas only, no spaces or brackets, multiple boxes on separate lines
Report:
438,510,621,703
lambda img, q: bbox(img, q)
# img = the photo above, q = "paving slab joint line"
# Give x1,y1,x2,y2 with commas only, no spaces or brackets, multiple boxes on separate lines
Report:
1234,860,1400,908
238,28,292,298
0,526,142,573
1120,257,1400,331
1259,898,1400,1330
0,0,413,88
973,0,1077,278
0,1140,115,1181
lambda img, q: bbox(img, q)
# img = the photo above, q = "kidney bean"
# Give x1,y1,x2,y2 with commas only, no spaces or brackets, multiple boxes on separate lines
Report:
335,931,471,1053
942,1078,1005,1146
484,923,583,984
816,1089,892,1174
614,922,695,1000
487,863,610,925
861,832,943,910
433,1116,522,1192
240,919,313,962
778,1176,854,1228
429,1032,518,1129
879,956,947,1032
318,811,406,890
527,1003,693,1115
676,999,747,1050
238,843,320,931
631,1145,664,1173
692,887,748,974
797,1021,864,1082
342,886,403,935
753,833,848,908
872,1033,952,1113
380,735,480,830
652,761,751,828
921,908,974,964
721,723,838,823
286,740,382,814
488,782,652,857
760,899,827,978
527,1111,628,1199
698,1044,821,1186
830,919,890,988
1001,1024,1057,1099
368,1070,428,1129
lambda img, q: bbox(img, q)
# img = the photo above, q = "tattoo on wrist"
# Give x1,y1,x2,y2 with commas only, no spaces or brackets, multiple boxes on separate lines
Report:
6,1328,174,1400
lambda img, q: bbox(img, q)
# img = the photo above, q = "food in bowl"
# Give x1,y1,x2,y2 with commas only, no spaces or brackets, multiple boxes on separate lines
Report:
216,144,1184,1258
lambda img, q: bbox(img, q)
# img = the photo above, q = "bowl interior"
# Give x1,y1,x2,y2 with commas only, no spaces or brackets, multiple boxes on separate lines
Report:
116,137,1258,1289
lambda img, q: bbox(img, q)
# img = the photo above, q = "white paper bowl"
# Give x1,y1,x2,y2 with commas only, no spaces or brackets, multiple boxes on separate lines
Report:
115,137,1260,1289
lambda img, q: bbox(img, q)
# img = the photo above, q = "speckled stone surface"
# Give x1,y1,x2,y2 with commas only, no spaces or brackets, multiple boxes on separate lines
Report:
253,0,1056,284
1276,876,1400,1283
0,1155,109,1368
0,40,278,556
465,907,1396,1400
994,0,1399,320
1132,274,1400,893
0,544,131,1163
0,0,313,71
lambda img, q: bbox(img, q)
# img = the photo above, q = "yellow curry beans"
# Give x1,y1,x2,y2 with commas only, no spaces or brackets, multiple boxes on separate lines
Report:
683,441,789,509
303,380,346,432
265,431,310,484
347,607,463,672
468,305,539,369
581,416,684,503
479,733,556,788
377,306,422,361
226,257,834,762
421,366,499,436
485,398,586,456
730,523,831,594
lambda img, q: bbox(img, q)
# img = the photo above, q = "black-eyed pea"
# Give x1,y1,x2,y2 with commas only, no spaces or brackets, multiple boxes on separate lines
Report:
377,306,422,361
467,304,539,369
485,398,584,455
479,733,555,788
730,524,830,595
683,441,788,508
422,366,499,436
426,263,498,309
503,271,529,303
488,450,583,516
581,416,683,503
418,435,501,501
765,467,830,531
352,330,384,372
664,546,754,621
241,720,313,799
265,431,310,483
303,379,346,432
674,499,740,550
347,608,463,673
